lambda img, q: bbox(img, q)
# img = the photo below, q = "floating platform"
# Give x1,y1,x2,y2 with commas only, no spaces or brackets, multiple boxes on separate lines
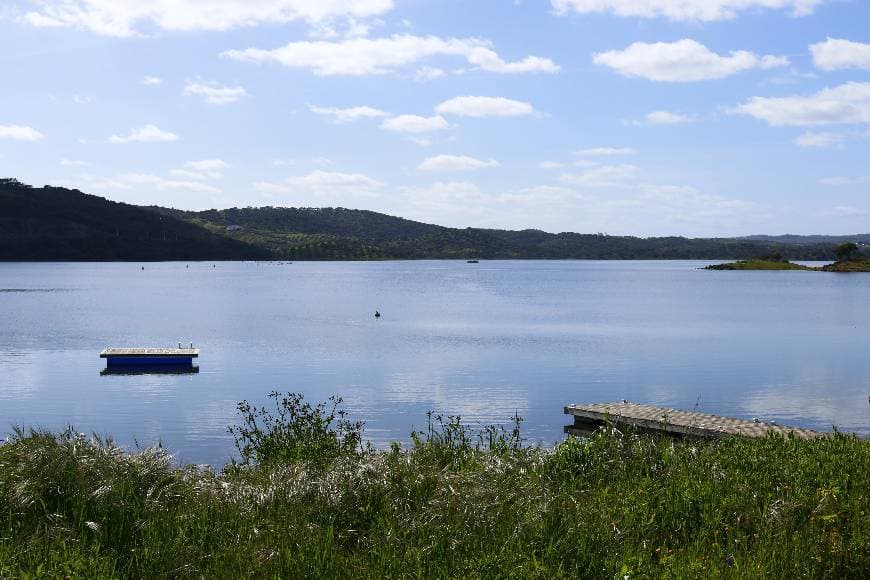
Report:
565,402,824,440
100,347,199,367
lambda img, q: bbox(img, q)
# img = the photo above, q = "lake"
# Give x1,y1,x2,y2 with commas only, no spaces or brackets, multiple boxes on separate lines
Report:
1,260,867,465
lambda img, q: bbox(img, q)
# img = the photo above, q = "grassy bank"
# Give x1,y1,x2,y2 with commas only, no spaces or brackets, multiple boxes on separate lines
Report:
705,260,813,271
1,393,867,578
706,258,870,272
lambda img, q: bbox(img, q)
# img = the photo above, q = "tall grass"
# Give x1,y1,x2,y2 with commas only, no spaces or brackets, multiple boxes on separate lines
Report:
0,393,867,578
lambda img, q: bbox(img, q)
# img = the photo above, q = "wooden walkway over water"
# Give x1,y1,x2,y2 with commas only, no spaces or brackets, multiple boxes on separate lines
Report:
565,402,825,439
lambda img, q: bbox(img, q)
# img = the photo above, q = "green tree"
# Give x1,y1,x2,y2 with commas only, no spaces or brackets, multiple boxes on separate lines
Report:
836,242,859,261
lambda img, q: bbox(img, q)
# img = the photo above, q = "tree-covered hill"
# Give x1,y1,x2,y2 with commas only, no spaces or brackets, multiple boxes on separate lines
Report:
168,205,843,261
0,179,269,260
1,178,860,261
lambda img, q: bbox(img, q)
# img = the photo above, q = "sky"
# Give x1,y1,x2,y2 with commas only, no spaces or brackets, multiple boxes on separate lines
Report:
1,0,869,237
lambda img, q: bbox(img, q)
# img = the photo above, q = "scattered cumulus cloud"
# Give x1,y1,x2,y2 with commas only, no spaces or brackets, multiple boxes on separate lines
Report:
171,159,231,179
641,110,695,125
414,66,446,81
380,115,450,133
575,147,634,156
793,131,846,148
108,124,178,144
19,0,395,37
734,82,870,126
560,164,640,187
73,95,92,104
254,170,383,197
811,38,870,71
818,176,870,186
222,34,558,76
142,76,163,86
551,0,829,21
0,124,44,141
56,172,220,194
119,173,221,193
435,96,536,117
594,39,788,82
60,158,88,166
183,81,248,105
824,205,869,217
309,105,390,123
418,154,500,172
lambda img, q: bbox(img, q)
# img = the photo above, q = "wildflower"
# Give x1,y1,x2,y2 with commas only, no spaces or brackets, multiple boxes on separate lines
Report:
726,555,735,567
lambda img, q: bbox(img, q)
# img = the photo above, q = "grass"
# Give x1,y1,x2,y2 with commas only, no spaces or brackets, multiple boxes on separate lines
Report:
705,260,813,271
707,258,870,272
0,392,868,578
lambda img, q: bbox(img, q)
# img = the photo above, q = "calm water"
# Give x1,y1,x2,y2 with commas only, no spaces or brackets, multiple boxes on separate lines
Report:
1,260,867,465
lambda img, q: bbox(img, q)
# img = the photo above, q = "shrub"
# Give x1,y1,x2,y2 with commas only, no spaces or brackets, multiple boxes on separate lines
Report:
228,391,365,468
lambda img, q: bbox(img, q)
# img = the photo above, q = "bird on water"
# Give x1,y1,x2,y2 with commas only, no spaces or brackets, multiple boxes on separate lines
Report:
375,310,381,318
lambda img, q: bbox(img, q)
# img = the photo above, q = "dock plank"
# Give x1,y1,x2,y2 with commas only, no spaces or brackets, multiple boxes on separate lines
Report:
565,402,824,439
100,348,199,358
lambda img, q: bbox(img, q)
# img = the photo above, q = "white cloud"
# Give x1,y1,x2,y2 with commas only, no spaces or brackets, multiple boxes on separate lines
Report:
594,39,788,82
811,38,870,71
793,131,845,148
309,105,390,123
170,169,208,180
183,81,248,105
418,154,500,172
539,161,565,169
818,176,870,186
409,136,432,147
222,34,558,76
0,124,44,141
142,76,163,86
60,172,220,194
119,173,221,193
734,82,870,126
20,0,395,37
551,0,828,21
435,96,536,117
824,205,869,217
380,115,450,133
108,125,178,144
643,110,695,125
73,95,92,104
560,164,640,187
187,159,230,172
414,66,446,82
575,147,634,156
60,158,88,166
254,170,383,196
172,159,231,179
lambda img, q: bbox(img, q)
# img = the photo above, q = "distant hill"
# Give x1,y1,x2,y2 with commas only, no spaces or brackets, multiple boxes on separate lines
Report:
739,234,870,246
0,179,269,260
162,205,844,261
0,178,858,261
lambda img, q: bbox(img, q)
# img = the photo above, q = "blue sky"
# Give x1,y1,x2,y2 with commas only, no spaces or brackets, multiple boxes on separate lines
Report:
1,0,869,236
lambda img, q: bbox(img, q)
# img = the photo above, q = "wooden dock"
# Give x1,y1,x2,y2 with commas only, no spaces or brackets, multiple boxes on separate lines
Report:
565,402,825,439
100,347,199,367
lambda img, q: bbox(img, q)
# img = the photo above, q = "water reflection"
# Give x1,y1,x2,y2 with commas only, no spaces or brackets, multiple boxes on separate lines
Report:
101,365,200,376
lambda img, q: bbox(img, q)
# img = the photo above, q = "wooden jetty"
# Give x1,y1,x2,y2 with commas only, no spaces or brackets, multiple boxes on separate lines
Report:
565,402,824,439
100,347,199,368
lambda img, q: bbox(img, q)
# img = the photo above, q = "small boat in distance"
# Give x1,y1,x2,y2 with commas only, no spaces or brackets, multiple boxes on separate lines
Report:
100,346,199,368
467,260,479,264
